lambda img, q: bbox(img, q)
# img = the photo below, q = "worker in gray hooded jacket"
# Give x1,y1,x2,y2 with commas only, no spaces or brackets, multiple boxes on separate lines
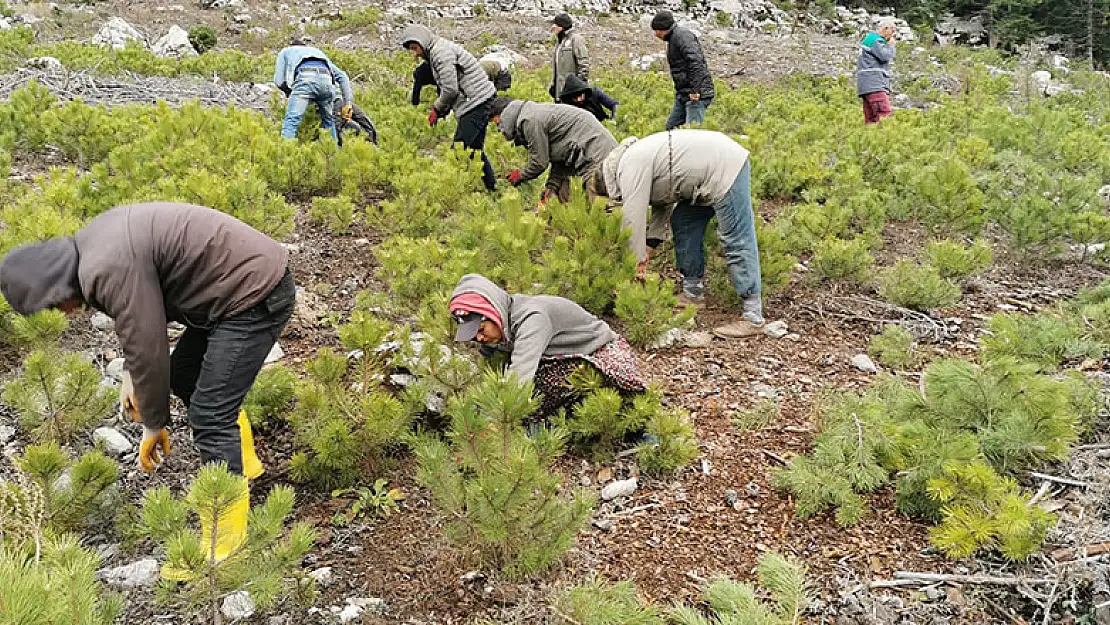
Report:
401,23,498,191
591,130,766,340
449,274,645,417
488,96,617,206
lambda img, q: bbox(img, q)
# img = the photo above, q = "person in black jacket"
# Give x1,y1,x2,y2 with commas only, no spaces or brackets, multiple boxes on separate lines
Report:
558,75,619,122
651,10,715,130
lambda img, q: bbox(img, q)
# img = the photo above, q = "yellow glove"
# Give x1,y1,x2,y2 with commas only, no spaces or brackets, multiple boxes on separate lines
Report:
340,104,353,122
139,426,171,472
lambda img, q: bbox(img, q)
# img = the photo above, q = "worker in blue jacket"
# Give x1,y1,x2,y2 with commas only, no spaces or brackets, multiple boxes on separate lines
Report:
274,38,353,140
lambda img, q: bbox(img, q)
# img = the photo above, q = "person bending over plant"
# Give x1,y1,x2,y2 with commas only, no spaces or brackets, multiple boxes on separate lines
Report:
401,23,498,191
274,37,354,140
0,202,294,575
488,95,617,207
592,129,768,339
449,274,646,418
559,75,619,123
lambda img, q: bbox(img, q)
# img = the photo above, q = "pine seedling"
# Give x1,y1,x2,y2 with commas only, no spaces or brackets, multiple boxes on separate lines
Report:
3,348,116,443
565,386,633,458
637,399,699,476
553,577,664,625
0,534,123,625
0,306,67,348
810,236,874,283
758,552,809,624
338,310,392,392
733,399,778,430
980,311,1101,372
413,371,596,578
878,260,961,311
18,443,118,533
868,324,918,369
613,275,695,348
923,238,992,279
309,196,356,234
671,555,808,625
143,464,315,622
0,471,47,559
242,365,298,428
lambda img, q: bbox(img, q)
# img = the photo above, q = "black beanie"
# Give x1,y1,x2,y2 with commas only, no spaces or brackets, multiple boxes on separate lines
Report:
489,96,513,120
650,10,675,31
553,13,573,29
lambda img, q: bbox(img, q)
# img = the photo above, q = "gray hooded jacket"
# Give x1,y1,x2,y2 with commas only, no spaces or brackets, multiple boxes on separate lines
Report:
401,24,496,118
856,32,895,96
451,274,616,383
498,100,617,189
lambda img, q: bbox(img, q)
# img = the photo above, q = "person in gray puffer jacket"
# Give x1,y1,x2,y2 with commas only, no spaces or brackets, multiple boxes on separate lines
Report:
401,23,498,190
449,274,646,418
488,96,617,205
856,19,897,124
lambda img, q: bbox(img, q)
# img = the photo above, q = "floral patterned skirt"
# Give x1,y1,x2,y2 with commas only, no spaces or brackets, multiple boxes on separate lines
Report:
533,337,647,418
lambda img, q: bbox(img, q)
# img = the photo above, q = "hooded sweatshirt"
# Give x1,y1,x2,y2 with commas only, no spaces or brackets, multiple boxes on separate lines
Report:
451,274,616,383
603,129,749,262
1,203,289,431
401,24,496,118
550,28,590,98
559,75,619,122
498,100,618,188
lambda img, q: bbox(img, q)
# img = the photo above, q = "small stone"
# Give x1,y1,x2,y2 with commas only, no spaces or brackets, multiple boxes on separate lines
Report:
93,427,133,455
340,598,385,622
683,331,713,348
924,586,942,601
233,12,251,23
308,566,333,586
579,475,592,487
600,477,638,501
763,320,789,339
90,311,114,332
0,425,15,445
281,243,301,253
389,373,417,387
106,357,126,381
649,327,683,350
98,558,159,588
25,56,63,71
706,363,721,376
268,616,289,625
851,354,878,373
222,591,255,621
592,519,614,532
785,333,801,341
745,481,761,497
265,342,284,364
751,382,778,401
355,238,370,246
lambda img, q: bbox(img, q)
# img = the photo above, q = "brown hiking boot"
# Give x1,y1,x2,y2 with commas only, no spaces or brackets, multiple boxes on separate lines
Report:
713,318,764,339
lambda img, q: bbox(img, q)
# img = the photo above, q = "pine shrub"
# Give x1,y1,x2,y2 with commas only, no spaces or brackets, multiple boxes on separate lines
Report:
878,260,961,311
810,236,873,283
923,238,992,279
242,365,298,428
142,464,316,617
0,305,68,349
18,443,119,533
670,554,808,625
413,371,596,578
0,535,122,625
637,403,699,476
309,196,356,235
187,26,217,54
613,275,695,348
980,311,1101,371
733,399,778,430
554,577,664,625
867,324,918,369
2,349,116,443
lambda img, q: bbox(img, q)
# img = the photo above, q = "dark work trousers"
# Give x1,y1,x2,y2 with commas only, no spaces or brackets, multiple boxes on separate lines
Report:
169,269,295,475
453,97,497,191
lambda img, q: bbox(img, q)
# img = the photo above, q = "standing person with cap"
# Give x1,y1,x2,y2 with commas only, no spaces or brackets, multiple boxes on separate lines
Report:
857,18,897,124
0,202,295,576
651,10,715,130
400,23,498,191
549,13,590,101
590,130,767,339
449,274,646,418
559,75,620,122
488,95,617,206
274,38,353,140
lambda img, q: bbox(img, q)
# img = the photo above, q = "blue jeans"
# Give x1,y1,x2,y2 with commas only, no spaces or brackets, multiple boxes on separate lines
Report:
671,161,763,323
665,95,712,130
281,72,337,140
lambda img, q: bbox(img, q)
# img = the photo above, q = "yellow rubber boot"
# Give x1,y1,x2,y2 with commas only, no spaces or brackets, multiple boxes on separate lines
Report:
162,477,250,581
239,409,265,481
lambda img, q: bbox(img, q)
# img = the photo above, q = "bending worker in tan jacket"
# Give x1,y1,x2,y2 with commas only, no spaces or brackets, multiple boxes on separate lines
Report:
592,130,766,339
0,202,294,574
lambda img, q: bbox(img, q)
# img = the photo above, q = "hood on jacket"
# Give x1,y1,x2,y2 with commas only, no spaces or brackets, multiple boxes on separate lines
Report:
601,136,638,202
0,237,83,315
451,274,513,342
497,99,526,143
400,24,436,56
559,74,590,101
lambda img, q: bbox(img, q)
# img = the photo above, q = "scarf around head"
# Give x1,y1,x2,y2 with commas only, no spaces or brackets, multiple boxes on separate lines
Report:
449,292,503,331
601,136,638,202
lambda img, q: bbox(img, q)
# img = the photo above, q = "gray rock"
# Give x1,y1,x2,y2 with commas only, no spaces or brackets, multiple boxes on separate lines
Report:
152,25,197,58
601,477,637,501
751,382,778,401
0,17,11,30
763,320,788,339
851,354,878,373
222,591,255,621
630,52,666,71
93,427,133,455
592,519,614,532
1031,70,1052,91
265,342,284,364
25,56,63,71
233,13,251,23
268,617,289,625
92,17,146,50
106,357,126,382
308,566,334,586
683,331,714,348
649,327,683,350
0,425,15,445
389,373,417,387
339,597,386,623
98,558,159,588
90,311,114,331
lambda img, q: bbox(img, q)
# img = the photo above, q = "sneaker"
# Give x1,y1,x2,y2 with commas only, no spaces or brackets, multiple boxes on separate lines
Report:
713,318,765,339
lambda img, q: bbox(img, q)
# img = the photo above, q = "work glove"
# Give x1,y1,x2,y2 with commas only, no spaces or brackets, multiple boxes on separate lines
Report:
340,104,353,122
507,169,523,186
537,187,554,209
119,369,138,422
139,426,171,473
428,107,441,127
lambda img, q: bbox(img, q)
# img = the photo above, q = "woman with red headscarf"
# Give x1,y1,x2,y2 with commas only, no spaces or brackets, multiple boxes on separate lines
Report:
449,274,646,417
